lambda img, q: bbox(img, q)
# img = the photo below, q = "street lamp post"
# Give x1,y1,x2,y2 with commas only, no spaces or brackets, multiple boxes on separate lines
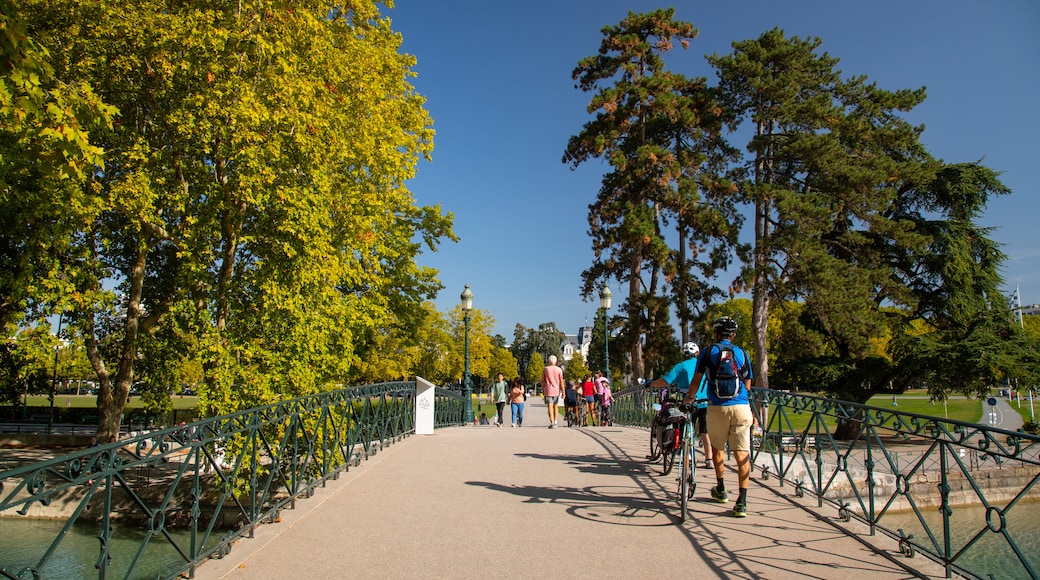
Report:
599,286,612,380
461,284,475,424
48,312,63,435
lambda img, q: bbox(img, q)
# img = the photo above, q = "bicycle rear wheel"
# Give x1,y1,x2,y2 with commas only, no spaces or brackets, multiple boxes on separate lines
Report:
648,419,662,461
661,445,676,475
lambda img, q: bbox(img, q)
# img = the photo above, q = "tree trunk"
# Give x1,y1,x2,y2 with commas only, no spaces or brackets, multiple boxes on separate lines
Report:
89,245,148,440
751,195,771,390
677,219,690,344
629,252,644,382
750,119,772,390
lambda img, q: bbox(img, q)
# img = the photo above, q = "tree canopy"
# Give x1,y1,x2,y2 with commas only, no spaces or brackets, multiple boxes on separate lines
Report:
7,0,455,438
565,8,741,382
568,15,1035,402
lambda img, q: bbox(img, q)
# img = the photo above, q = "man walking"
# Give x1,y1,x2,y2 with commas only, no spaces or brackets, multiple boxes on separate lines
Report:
682,317,757,518
541,355,564,428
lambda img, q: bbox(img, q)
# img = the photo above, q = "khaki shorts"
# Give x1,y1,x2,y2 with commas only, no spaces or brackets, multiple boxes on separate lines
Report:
707,404,754,452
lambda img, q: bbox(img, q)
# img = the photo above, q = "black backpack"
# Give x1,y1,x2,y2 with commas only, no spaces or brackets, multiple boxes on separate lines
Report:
708,343,743,399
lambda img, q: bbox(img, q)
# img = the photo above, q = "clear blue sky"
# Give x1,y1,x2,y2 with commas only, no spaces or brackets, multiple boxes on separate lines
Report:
389,0,1040,339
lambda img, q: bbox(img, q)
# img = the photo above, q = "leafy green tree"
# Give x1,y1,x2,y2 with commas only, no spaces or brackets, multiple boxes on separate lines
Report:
0,2,115,330
488,345,518,384
884,164,1037,399
510,323,534,379
1022,315,1040,341
412,302,457,385
449,305,494,387
563,351,589,383
709,28,931,390
532,323,565,363
752,154,1031,419
19,0,452,438
586,311,607,376
709,30,1032,410
525,352,544,388
512,323,569,380
699,299,753,350
0,326,53,409
565,9,740,381
132,309,194,413
349,299,455,384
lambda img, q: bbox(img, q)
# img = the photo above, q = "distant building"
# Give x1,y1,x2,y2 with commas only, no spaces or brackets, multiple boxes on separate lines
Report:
561,325,593,364
1020,304,1040,317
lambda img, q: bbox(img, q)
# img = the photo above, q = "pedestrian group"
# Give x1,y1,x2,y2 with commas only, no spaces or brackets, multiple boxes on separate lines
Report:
481,316,755,518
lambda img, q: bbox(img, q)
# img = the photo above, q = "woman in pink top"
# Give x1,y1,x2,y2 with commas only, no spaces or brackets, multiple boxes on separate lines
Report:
599,379,613,426
508,378,526,427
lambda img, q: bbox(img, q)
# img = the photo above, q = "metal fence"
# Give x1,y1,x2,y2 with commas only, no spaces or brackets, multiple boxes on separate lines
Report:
611,386,1040,580
0,381,464,579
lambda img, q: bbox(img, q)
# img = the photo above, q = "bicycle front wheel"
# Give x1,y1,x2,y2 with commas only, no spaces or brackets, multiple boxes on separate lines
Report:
679,429,693,522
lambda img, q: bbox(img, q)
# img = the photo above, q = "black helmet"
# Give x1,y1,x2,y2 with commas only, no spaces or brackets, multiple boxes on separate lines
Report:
713,316,738,335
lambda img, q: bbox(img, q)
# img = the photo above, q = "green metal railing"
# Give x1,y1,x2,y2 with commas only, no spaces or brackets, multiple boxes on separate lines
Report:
0,381,464,579
609,385,658,429
612,386,1040,579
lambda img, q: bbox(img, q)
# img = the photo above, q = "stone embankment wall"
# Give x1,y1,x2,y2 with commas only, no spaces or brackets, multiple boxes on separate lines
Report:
761,457,1040,511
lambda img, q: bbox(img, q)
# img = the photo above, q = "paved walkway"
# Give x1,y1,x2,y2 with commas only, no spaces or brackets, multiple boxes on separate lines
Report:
984,396,1026,431
197,398,948,580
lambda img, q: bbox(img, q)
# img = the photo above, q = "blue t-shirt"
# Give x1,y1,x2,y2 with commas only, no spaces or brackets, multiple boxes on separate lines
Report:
661,357,698,394
695,340,753,407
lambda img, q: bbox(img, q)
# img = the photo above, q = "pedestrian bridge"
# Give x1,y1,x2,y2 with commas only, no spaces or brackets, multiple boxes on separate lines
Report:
196,398,950,579
2,384,1038,579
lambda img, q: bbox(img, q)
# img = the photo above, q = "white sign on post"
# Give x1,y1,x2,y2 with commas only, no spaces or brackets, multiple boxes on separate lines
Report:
415,377,436,435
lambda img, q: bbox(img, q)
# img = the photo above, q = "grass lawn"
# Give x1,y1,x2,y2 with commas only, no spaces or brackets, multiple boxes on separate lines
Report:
22,394,199,411
868,395,982,423
764,393,983,434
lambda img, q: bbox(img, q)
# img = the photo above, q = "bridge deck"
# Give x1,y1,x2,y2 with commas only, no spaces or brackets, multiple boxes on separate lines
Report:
197,398,947,579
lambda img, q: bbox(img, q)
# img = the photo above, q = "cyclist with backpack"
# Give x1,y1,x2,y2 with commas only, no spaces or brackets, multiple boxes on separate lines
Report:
682,316,758,518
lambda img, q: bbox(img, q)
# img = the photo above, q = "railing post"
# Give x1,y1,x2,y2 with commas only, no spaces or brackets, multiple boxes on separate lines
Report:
866,420,876,536
939,444,953,578
815,414,825,508
250,414,260,533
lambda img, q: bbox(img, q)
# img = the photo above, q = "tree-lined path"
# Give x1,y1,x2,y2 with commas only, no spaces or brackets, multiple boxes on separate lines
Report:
198,398,946,579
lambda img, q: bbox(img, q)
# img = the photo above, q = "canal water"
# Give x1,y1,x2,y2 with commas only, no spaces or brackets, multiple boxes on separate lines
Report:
882,499,1040,579
0,518,199,579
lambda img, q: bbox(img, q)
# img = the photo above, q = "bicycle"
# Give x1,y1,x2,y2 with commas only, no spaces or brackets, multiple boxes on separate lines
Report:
564,402,578,427
675,402,700,523
647,389,685,475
